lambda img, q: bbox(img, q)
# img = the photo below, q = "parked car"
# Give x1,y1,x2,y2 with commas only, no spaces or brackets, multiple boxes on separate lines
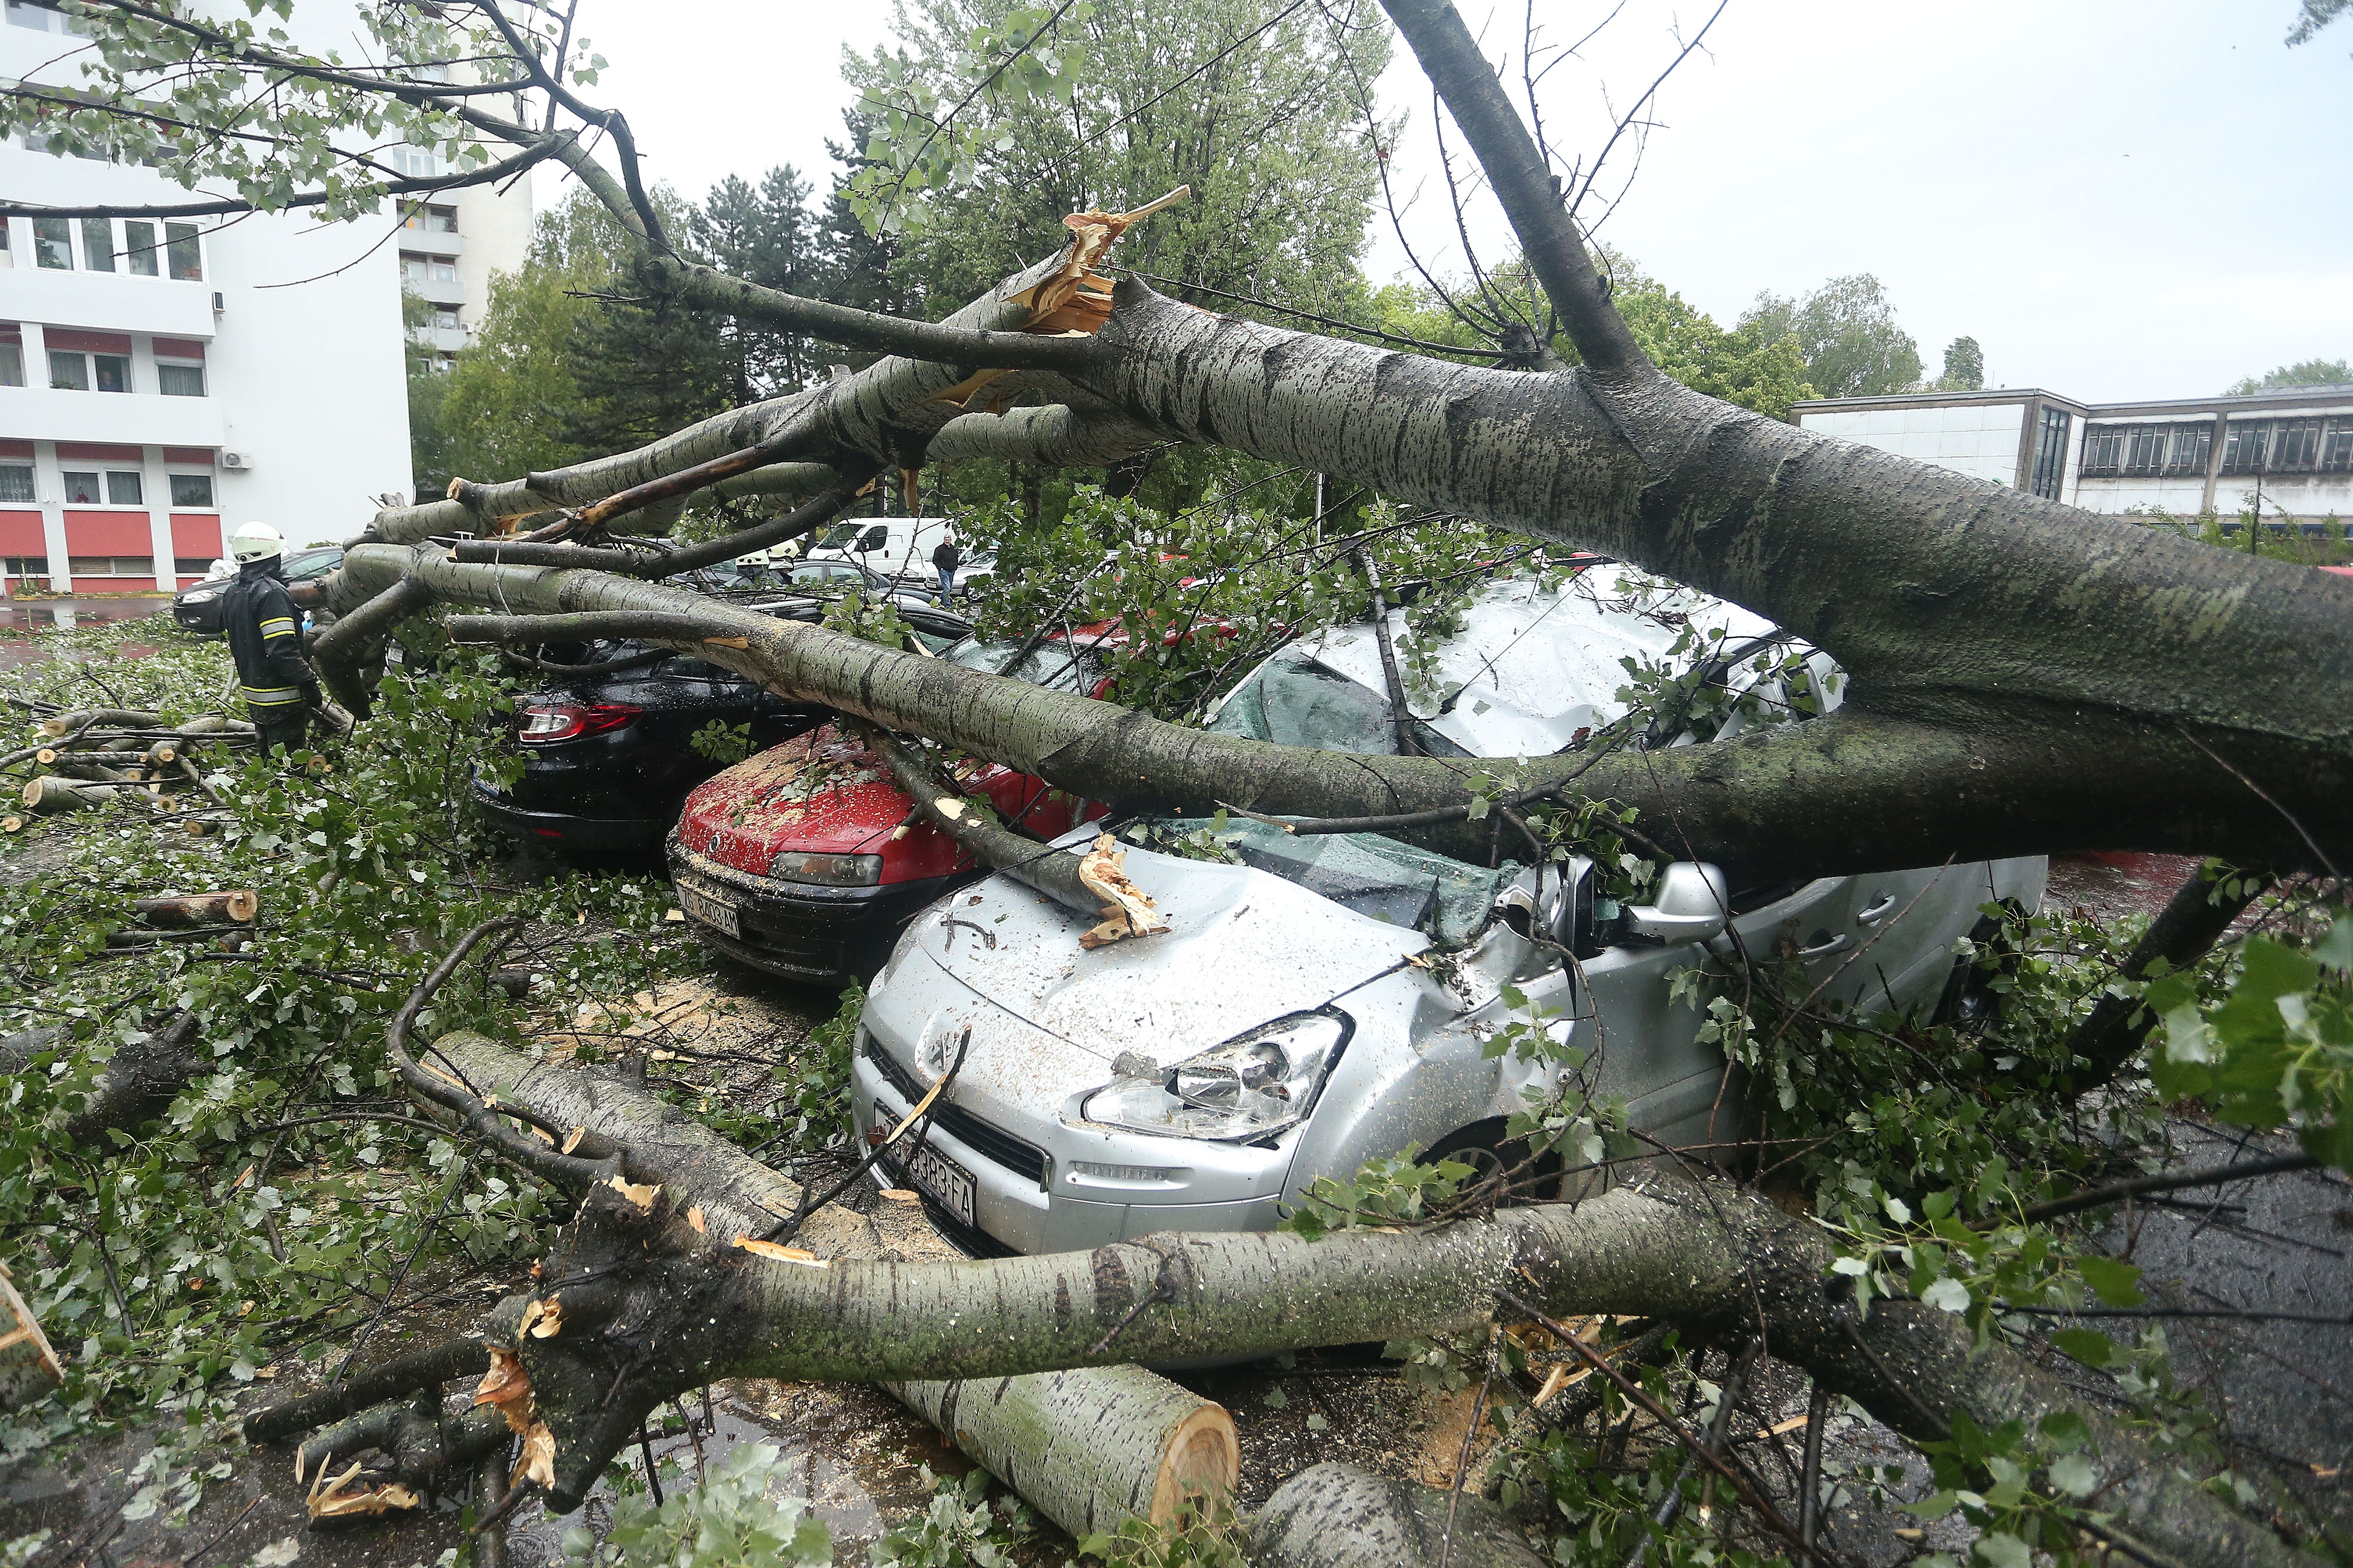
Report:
666,632,1118,982
473,596,972,859
706,555,939,610
846,572,2048,1254
171,545,342,635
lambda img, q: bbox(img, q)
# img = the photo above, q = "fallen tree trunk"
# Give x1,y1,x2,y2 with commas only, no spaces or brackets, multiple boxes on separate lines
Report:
1248,1462,1542,1568
382,1176,2307,1567
0,1013,204,1144
886,1366,1237,1541
428,1033,1235,1541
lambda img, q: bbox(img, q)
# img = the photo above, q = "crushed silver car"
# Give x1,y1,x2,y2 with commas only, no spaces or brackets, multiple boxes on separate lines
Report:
851,569,2046,1253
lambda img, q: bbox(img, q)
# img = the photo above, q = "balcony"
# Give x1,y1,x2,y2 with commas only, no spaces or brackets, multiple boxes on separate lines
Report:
0,269,216,340
399,226,463,259
0,385,224,446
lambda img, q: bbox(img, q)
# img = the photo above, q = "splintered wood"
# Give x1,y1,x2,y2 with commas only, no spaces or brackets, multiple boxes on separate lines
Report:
931,185,1191,412
1078,832,1171,949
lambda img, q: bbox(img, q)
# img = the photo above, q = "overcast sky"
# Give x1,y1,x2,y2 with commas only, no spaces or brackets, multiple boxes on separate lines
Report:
536,1,2349,403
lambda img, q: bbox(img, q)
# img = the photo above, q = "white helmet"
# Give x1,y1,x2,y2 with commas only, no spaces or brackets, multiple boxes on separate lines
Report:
231,521,284,563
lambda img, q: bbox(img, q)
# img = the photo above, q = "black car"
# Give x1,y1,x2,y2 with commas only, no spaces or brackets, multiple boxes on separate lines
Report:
471,595,972,860
171,545,343,636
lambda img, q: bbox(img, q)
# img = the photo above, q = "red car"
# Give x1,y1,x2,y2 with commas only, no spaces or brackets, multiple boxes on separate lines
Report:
667,633,1114,985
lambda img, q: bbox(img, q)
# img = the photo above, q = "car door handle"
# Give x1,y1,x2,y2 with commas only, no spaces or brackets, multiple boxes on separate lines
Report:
1855,894,1896,925
1796,931,1848,958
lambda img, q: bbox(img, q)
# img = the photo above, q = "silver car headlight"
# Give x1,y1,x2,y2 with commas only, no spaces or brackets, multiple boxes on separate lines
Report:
179,585,225,603
1079,1011,1349,1141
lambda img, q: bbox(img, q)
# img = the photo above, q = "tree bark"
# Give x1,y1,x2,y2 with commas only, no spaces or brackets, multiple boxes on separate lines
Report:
1249,1462,1544,1568
0,1260,62,1413
133,890,258,928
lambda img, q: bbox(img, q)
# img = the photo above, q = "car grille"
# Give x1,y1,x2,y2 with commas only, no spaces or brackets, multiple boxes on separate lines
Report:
737,900,849,973
864,1036,1048,1183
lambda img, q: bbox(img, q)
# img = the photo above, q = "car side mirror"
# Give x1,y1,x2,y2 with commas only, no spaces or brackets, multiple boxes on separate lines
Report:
1622,862,1729,945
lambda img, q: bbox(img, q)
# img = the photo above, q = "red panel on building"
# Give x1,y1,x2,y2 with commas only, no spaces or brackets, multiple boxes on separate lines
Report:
0,512,44,553
161,446,215,466
45,329,135,355
0,439,32,459
55,441,145,463
152,338,207,360
64,511,156,554
169,514,224,558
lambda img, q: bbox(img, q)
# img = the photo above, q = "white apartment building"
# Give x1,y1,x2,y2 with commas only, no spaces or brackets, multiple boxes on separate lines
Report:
1794,383,2353,528
0,0,529,595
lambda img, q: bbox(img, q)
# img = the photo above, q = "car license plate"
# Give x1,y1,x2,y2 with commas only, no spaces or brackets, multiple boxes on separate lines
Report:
902,1141,978,1229
678,882,740,938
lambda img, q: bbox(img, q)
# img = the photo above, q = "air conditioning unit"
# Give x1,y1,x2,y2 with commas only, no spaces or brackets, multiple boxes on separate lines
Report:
221,451,251,470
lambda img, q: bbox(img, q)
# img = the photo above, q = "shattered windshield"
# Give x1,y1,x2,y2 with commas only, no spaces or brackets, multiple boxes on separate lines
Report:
1205,651,1470,758
944,636,1103,692
1146,817,1508,949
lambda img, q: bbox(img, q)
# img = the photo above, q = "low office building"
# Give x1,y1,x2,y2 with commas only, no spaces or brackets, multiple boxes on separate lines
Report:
1793,383,2353,525
0,0,527,595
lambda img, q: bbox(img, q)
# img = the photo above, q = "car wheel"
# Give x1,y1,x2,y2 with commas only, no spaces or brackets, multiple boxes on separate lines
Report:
1931,902,2027,1032
1425,1116,1567,1207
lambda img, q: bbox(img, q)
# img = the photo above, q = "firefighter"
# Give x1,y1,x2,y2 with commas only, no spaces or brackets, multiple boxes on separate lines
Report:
221,521,326,753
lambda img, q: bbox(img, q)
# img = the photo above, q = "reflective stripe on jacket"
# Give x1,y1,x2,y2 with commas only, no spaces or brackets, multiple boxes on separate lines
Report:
222,558,319,702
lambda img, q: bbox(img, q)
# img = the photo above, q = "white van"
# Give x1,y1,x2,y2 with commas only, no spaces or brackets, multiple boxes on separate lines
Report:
801,515,952,586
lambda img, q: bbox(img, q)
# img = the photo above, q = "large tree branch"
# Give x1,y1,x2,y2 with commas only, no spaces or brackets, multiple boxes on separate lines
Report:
1376,0,1651,381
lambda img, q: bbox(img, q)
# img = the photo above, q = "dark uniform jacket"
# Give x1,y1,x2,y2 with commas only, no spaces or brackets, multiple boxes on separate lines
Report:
221,558,319,716
932,539,962,572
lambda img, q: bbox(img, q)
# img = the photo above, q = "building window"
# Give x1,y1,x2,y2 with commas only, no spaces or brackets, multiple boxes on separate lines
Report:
157,362,205,398
2079,425,2124,477
4,556,46,578
80,216,113,271
105,470,142,505
123,219,160,276
2221,422,2271,476
400,252,459,285
32,216,72,269
48,351,88,390
59,471,102,504
0,219,11,268
406,203,459,234
165,221,201,281
2031,406,2071,501
432,306,461,331
5,0,84,31
2269,418,2323,473
0,462,33,502
388,146,441,178
68,556,155,576
0,341,21,388
2164,424,2212,477
171,556,211,575
168,472,215,507
93,353,129,392
2323,421,2353,475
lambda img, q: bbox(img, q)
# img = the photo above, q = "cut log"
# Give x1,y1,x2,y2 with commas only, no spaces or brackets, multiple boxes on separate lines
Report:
39,709,163,737
22,777,107,814
888,1367,1236,1540
0,1260,62,1413
106,928,251,952
45,756,132,783
135,890,259,928
142,741,178,769
1,815,21,834
1248,1463,1544,1568
432,1031,1238,1540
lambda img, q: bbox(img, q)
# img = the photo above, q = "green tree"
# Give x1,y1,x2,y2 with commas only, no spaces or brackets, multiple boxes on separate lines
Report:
434,191,617,483
1739,273,1924,398
845,0,1388,319
2287,0,2350,45
691,166,826,398
402,288,456,501
1938,333,1984,391
2226,357,2351,395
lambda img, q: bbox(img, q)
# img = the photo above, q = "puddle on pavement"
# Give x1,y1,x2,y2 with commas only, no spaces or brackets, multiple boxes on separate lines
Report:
0,599,171,669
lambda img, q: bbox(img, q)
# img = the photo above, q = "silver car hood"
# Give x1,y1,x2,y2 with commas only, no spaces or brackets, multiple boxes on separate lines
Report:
911,840,1429,1095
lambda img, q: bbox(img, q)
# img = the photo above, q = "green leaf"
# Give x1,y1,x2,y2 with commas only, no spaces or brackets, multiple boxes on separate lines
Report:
2076,1256,2144,1307
2046,1452,2098,1497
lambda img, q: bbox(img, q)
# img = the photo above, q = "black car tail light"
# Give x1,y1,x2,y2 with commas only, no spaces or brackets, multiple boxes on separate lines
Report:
517,702,640,745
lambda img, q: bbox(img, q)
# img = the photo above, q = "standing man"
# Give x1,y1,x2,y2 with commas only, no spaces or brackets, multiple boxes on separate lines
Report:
931,531,963,606
221,521,326,753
